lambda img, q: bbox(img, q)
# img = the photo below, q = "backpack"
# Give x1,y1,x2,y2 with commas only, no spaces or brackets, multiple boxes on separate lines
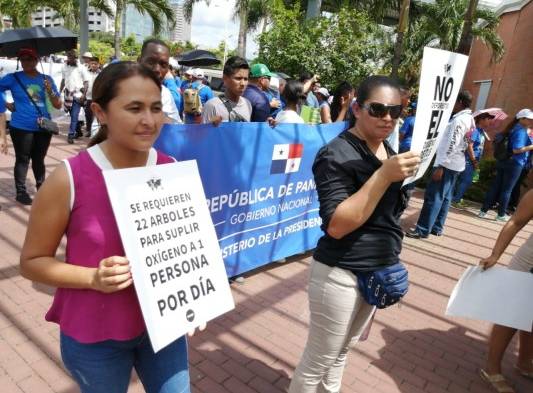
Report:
183,84,205,115
493,132,512,161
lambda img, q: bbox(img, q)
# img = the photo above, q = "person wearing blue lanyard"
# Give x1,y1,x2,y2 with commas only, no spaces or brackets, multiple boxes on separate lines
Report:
452,112,494,208
0,47,62,205
479,109,533,221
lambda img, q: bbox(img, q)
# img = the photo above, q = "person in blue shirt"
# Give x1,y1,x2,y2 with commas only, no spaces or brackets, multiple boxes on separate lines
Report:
0,47,61,205
452,112,494,207
180,69,194,92
479,109,533,221
242,63,273,122
163,74,183,115
508,128,533,214
183,69,214,124
0,93,7,155
398,103,416,153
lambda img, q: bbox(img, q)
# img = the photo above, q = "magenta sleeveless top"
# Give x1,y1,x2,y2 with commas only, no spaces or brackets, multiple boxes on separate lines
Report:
45,145,175,343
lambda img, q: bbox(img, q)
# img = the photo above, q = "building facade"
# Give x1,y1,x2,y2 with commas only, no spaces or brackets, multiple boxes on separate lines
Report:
31,5,115,33
462,0,533,118
121,0,191,43
170,0,192,43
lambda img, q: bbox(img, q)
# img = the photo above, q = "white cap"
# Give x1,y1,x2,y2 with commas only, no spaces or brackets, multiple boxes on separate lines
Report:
184,68,194,76
516,108,533,120
317,87,330,98
193,68,204,78
82,51,93,58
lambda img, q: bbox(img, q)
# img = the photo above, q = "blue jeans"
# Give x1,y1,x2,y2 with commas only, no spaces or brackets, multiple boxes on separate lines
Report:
69,100,83,137
60,332,190,393
452,161,475,203
481,159,524,216
415,167,460,236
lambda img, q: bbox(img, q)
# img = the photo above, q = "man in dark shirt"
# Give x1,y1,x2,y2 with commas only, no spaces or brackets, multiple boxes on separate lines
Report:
242,63,273,122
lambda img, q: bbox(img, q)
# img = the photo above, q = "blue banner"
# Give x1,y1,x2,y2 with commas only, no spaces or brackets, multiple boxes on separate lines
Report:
155,122,346,277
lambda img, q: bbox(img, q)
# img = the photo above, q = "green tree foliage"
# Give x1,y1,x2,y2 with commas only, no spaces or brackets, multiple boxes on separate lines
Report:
257,3,389,88
120,34,141,59
169,41,197,57
112,0,176,58
88,39,114,63
388,0,504,86
47,0,114,30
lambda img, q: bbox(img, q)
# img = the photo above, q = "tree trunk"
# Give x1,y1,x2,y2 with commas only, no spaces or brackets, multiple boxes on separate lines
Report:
306,0,321,19
457,0,479,55
114,1,124,59
391,0,410,79
237,6,247,58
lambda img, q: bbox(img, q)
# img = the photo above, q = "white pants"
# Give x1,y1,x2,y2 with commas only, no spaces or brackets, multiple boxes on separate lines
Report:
289,260,376,393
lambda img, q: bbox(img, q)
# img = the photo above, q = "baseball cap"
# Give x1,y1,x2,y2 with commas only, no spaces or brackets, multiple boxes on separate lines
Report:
516,108,533,120
17,48,38,59
317,87,330,98
250,63,274,78
184,68,194,76
193,68,204,78
82,51,94,58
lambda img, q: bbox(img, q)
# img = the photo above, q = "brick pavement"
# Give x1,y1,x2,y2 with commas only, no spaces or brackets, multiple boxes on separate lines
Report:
0,133,532,393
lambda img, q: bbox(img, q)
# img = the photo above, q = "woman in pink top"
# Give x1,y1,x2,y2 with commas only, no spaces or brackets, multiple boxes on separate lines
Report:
20,62,191,393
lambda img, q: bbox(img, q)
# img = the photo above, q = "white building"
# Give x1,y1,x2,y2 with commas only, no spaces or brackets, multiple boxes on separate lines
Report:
169,1,191,43
31,5,114,33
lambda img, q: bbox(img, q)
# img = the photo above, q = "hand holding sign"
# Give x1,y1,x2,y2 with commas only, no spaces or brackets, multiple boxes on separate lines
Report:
91,256,133,293
103,160,235,352
380,151,421,183
402,48,469,186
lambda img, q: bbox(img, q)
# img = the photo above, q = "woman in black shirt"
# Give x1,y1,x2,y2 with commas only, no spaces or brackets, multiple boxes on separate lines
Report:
289,76,420,393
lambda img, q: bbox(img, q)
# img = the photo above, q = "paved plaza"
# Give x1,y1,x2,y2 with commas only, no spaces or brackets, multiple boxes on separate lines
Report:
0,133,532,393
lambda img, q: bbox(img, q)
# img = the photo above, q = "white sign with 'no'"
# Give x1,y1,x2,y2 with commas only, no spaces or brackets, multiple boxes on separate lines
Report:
403,47,469,186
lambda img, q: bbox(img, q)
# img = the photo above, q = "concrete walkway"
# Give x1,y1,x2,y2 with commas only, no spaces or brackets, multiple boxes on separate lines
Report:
0,133,532,393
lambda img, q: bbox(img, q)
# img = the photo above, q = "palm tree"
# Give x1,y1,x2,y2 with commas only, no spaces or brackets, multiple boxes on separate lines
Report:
393,0,503,85
46,0,114,31
0,0,40,28
112,0,176,58
391,0,410,78
456,0,479,55
183,0,254,58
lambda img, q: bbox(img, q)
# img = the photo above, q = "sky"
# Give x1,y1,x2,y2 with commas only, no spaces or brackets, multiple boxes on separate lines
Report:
190,0,259,58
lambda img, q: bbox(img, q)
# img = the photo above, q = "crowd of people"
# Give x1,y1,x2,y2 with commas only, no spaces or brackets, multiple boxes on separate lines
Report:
0,36,531,393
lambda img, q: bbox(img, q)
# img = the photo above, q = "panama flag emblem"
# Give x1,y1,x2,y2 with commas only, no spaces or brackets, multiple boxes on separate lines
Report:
270,144,304,174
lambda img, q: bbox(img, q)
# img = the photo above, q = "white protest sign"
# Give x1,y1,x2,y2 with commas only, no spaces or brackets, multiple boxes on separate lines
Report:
403,47,469,186
446,266,533,331
103,160,235,352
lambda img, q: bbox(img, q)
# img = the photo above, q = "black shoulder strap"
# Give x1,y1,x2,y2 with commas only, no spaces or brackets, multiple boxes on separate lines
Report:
13,73,44,117
219,94,246,122
218,94,234,118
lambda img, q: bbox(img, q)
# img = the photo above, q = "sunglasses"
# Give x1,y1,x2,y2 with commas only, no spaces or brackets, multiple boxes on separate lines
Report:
362,103,403,119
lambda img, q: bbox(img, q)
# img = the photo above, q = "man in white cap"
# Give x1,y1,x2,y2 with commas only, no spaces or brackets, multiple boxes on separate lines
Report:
180,68,194,92
82,51,94,68
315,87,331,123
183,68,214,124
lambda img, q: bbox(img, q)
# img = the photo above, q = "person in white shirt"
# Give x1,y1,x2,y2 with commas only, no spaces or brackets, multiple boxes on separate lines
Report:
84,57,100,136
275,80,305,124
202,56,252,124
406,91,474,239
138,39,182,124
61,50,89,143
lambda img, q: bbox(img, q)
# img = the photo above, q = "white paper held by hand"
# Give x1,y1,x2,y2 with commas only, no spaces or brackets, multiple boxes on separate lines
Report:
103,160,235,352
446,266,533,331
